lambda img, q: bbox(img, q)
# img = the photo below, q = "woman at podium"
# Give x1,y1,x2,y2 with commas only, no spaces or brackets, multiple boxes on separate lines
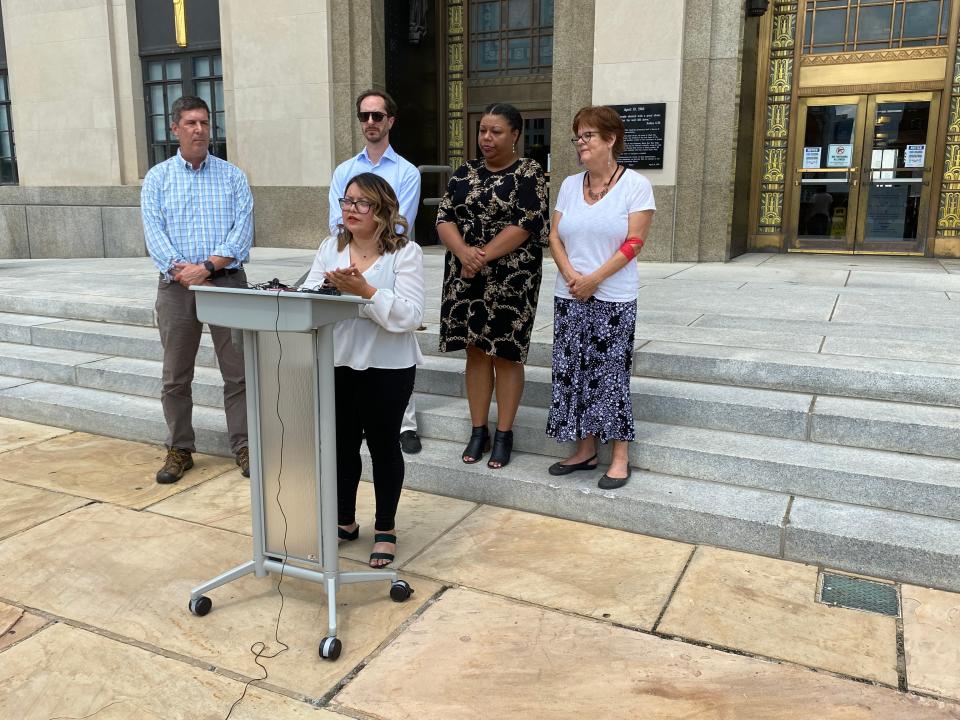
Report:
302,173,425,568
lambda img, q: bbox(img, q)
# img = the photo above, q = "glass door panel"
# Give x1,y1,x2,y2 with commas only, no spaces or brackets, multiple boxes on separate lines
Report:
855,94,938,253
790,97,866,251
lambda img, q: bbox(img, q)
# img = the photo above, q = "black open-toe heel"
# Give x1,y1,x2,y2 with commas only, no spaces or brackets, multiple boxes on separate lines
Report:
462,425,490,464
338,525,359,542
487,429,513,469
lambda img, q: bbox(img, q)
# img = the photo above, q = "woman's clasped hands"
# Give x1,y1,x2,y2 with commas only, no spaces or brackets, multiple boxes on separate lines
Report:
567,270,600,301
324,265,376,299
457,245,486,279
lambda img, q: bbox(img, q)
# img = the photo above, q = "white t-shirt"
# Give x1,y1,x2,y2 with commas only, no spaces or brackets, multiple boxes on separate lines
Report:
301,236,425,370
553,168,656,303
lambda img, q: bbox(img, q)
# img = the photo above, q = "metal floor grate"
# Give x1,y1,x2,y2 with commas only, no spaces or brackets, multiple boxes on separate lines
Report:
818,572,900,617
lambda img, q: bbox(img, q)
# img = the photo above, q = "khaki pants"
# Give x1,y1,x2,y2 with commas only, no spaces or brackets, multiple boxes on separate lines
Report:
155,271,248,454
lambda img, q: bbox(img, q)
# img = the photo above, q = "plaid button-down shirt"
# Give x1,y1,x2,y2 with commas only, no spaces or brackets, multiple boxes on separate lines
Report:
141,150,254,277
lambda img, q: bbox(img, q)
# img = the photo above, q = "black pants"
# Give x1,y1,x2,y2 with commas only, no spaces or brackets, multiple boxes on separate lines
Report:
335,365,416,531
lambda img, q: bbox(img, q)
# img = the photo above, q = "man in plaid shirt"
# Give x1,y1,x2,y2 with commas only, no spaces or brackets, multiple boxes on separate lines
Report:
141,95,254,484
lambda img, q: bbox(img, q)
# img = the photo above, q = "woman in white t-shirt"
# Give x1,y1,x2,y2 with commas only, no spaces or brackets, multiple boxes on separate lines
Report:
545,106,655,490
302,172,425,568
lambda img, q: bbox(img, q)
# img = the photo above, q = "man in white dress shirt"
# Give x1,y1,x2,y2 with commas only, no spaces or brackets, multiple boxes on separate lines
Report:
328,90,423,454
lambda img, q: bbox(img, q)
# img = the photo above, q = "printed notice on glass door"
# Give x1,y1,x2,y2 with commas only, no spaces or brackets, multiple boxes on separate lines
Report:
827,144,853,168
803,147,821,168
904,144,926,168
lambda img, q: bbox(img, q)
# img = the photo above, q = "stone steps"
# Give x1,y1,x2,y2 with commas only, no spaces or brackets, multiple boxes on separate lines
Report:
7,339,960,464
2,295,960,591
414,396,960,521
396,437,960,592
635,341,960,407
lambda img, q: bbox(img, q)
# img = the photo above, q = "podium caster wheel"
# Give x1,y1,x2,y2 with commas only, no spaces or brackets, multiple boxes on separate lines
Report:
319,636,342,661
189,596,212,616
390,580,413,602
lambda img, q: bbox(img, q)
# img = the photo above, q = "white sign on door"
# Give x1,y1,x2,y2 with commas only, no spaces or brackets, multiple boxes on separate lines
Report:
827,144,853,168
803,147,822,169
904,144,926,168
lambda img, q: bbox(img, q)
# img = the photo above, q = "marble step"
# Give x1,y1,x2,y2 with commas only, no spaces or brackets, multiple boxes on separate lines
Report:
0,379,231,455
0,288,155,326
0,341,108,385
635,341,960,407
1,376,956,591
9,338,960,464
414,396,960,521
388,437,960,593
0,314,219,368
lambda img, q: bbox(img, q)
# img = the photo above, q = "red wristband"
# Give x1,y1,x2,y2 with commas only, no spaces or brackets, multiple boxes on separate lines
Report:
618,236,645,260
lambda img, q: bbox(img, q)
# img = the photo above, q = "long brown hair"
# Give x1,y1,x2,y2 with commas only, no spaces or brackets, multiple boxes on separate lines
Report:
336,173,410,254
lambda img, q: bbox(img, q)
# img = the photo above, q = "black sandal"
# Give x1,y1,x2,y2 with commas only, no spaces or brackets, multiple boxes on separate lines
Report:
487,429,513,469
462,425,490,464
338,525,359,542
369,533,397,568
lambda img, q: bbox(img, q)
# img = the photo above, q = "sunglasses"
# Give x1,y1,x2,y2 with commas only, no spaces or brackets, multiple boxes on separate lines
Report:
357,111,388,123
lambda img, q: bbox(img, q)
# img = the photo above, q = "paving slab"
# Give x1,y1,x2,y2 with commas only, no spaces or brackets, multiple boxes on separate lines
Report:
0,503,441,700
0,415,71,451
846,270,960,292
694,313,960,346
0,375,31,392
334,587,959,720
0,478,88,540
405,505,692,630
0,623,333,719
0,601,47,653
832,294,960,329
658,547,898,685
902,585,960,702
148,469,478,568
0,432,233,509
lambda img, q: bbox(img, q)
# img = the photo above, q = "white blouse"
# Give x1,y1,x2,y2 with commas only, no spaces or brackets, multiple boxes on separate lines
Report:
302,236,425,370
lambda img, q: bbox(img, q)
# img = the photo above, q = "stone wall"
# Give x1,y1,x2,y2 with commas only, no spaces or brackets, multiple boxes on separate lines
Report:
0,186,329,258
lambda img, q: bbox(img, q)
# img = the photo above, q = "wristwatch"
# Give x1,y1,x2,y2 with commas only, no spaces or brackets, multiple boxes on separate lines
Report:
203,260,216,277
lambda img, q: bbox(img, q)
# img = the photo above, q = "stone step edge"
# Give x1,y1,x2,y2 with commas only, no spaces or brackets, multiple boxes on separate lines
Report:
1,379,957,591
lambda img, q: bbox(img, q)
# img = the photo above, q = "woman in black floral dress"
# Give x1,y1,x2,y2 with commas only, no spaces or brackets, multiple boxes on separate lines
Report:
436,103,548,470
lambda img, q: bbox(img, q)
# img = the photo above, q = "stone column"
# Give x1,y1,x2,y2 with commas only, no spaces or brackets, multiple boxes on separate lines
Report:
673,0,747,262
591,0,685,262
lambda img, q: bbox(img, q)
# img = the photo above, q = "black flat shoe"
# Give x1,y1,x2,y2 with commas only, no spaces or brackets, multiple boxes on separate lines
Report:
462,425,490,464
338,525,359,542
487,429,513,469
598,467,632,490
548,453,599,476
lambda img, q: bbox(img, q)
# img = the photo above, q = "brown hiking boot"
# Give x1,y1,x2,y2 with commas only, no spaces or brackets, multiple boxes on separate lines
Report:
156,447,193,484
236,446,250,477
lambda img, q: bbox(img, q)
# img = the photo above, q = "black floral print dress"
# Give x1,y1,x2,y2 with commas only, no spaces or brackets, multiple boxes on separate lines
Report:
435,158,548,363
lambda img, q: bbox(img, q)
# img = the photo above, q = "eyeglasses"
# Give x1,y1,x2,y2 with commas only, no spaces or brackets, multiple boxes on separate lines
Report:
338,197,374,213
570,131,599,144
357,111,388,123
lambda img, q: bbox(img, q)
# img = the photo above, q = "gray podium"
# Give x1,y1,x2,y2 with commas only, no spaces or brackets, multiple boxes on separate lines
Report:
186,285,413,661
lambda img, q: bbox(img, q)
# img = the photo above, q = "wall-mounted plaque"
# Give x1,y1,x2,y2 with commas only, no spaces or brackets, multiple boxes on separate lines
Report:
608,103,666,170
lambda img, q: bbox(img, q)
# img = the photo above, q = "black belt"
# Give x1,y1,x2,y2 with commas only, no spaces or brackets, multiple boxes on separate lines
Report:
160,267,242,281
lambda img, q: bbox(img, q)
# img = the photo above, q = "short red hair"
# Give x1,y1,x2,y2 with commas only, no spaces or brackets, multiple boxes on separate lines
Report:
572,106,625,158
